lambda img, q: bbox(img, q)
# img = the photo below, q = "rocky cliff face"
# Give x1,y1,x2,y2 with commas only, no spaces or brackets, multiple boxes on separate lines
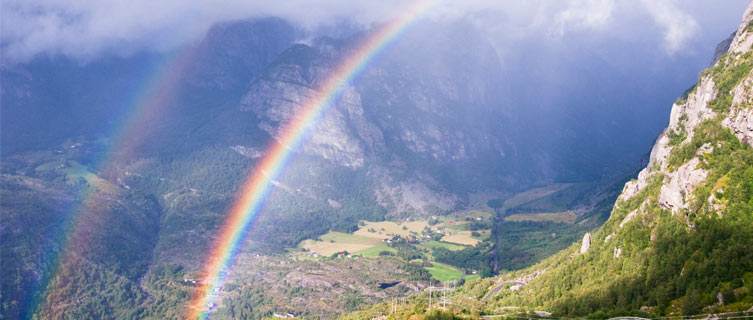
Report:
234,24,520,217
239,44,377,168
468,3,753,316
620,4,753,216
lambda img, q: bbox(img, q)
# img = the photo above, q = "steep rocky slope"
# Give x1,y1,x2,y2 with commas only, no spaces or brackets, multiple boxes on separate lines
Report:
471,5,753,317
346,4,753,319
231,22,522,217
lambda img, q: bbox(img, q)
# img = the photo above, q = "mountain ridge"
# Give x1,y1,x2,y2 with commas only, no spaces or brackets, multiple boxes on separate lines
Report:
1,10,743,320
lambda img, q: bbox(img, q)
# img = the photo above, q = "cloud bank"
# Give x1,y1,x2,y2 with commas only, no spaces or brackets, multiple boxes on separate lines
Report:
0,0,747,63
640,0,700,54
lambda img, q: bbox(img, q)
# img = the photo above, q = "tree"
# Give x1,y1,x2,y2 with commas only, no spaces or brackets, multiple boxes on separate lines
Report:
682,290,702,316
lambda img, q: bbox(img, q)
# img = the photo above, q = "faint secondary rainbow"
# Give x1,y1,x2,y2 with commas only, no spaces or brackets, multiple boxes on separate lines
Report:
189,0,436,317
28,47,198,318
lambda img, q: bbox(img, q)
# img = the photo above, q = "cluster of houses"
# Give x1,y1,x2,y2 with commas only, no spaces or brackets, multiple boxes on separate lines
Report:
421,227,451,239
301,250,320,258
381,235,418,244
335,252,353,258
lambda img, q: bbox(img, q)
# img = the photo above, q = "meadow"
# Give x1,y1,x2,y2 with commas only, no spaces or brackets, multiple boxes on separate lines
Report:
295,183,585,282
426,263,463,282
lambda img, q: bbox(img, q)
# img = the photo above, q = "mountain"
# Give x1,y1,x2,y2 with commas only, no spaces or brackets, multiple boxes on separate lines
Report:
0,10,728,320
0,18,297,155
347,5,753,319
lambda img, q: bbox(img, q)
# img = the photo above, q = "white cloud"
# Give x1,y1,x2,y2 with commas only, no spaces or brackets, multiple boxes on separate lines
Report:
0,0,735,63
0,0,410,62
640,0,700,54
553,0,615,37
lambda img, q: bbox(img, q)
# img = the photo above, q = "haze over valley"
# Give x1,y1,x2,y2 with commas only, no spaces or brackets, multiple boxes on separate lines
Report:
1,1,752,319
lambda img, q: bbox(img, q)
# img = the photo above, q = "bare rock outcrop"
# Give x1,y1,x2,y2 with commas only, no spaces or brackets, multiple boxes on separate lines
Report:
722,72,753,146
618,169,651,202
658,158,708,214
613,1,753,236
728,4,753,54
650,76,717,171
620,74,718,204
374,169,459,217
579,233,591,254
617,4,753,207
240,69,375,168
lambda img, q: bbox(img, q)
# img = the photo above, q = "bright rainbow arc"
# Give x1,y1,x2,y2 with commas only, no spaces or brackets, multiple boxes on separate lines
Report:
189,0,436,317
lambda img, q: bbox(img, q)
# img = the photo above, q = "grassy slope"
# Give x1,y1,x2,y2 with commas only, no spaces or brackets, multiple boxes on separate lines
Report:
427,263,463,282
421,241,468,252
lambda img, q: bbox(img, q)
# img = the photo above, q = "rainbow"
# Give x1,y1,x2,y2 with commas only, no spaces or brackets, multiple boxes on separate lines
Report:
189,0,436,317
28,47,198,318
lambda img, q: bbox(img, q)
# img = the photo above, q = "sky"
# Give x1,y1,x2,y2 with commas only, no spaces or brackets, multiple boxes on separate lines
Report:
1,0,750,183
1,0,749,64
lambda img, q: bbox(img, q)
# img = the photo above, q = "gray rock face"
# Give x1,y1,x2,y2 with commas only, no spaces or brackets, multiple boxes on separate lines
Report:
239,54,377,168
658,158,708,214
232,25,522,216
373,168,459,217
618,8,753,207
653,76,717,170
579,233,591,254
723,73,753,146
620,72,718,205
729,4,753,55
723,107,753,146
619,169,651,202
613,247,622,259
612,1,753,239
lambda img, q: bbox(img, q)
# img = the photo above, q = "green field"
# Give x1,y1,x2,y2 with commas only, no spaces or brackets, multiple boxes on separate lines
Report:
354,244,396,257
463,274,480,281
442,230,486,246
299,232,382,256
36,159,117,193
426,263,462,282
353,220,428,239
35,160,62,171
421,241,467,251
297,207,494,260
